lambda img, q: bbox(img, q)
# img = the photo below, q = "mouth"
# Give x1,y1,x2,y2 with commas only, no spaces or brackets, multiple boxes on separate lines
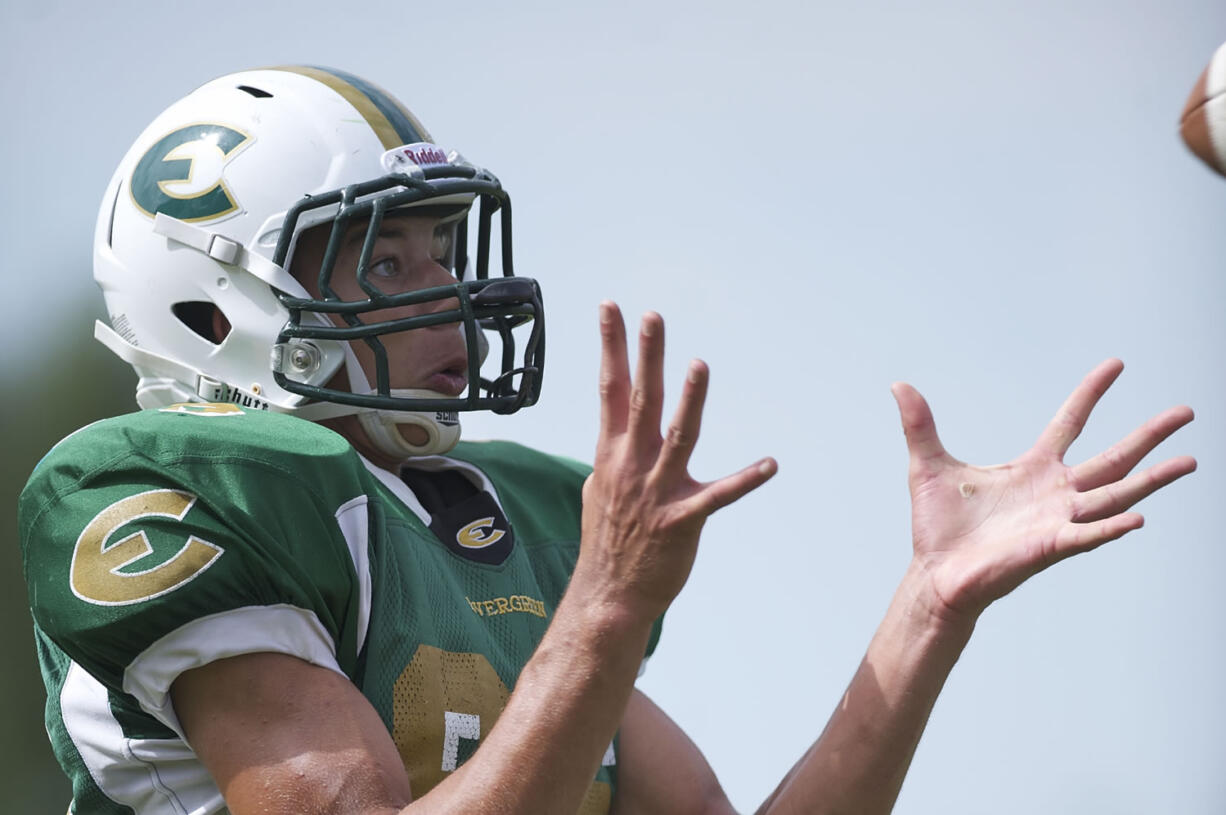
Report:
424,355,470,397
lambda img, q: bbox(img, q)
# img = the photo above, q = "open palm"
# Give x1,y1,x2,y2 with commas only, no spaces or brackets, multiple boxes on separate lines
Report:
893,359,1196,621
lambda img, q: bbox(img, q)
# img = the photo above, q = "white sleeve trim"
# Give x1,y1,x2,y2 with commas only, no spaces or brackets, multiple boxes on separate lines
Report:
335,494,372,653
62,661,225,814
123,604,342,739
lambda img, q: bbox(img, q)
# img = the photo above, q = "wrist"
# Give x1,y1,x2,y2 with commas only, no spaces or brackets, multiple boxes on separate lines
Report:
512,575,654,716
563,555,671,632
894,559,980,645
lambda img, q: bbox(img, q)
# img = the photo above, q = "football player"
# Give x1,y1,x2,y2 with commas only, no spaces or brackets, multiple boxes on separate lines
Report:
20,66,1196,814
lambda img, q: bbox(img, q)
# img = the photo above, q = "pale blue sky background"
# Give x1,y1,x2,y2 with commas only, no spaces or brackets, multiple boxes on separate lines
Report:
3,1,1224,812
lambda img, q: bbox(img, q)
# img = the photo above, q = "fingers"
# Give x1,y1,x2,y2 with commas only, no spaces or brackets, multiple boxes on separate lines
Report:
891,382,949,469
593,306,777,520
1035,359,1124,459
627,312,666,456
684,457,779,517
597,302,631,438
1054,512,1145,557
1070,454,1198,522
1069,405,1195,491
655,359,709,483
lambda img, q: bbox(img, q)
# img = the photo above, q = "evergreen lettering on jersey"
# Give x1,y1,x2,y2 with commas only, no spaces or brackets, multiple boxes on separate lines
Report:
466,594,547,618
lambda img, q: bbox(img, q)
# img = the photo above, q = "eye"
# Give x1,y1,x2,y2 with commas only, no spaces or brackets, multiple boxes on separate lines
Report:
369,257,398,278
431,225,452,266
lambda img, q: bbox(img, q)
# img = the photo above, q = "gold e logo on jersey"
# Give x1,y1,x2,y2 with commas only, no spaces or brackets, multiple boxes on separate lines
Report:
70,489,224,606
159,402,245,417
455,517,505,549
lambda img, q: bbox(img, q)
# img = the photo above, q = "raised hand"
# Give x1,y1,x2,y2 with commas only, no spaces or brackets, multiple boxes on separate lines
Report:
892,359,1196,623
575,303,777,621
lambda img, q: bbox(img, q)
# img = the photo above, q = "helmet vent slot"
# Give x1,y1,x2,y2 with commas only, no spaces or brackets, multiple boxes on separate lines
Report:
105,181,122,248
237,84,273,99
173,301,229,344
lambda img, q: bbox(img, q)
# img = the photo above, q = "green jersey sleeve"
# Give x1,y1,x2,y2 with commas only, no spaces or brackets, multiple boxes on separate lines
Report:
19,405,375,735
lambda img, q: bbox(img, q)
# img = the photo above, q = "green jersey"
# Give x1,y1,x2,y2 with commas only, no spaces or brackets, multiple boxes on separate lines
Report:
20,404,661,814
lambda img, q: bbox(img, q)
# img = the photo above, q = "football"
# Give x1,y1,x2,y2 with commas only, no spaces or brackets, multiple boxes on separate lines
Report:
1180,42,1226,176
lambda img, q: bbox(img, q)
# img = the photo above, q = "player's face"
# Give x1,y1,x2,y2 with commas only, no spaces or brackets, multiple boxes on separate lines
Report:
289,213,470,397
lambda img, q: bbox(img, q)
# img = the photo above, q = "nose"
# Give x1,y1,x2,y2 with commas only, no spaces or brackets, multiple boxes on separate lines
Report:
418,260,463,320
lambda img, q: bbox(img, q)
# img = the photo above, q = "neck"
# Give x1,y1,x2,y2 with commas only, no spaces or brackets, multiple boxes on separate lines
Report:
319,414,408,473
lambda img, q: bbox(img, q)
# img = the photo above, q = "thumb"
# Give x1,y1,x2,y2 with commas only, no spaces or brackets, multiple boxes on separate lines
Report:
891,382,949,468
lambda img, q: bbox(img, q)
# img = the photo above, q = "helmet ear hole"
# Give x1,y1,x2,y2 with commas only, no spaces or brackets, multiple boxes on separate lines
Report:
172,301,231,344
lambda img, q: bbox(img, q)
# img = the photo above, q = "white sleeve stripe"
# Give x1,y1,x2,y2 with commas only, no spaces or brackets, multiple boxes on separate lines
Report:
335,494,373,654
62,661,224,814
123,604,341,738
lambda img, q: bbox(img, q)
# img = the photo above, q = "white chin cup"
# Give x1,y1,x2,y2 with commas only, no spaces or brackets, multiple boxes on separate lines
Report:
338,325,480,459
357,390,462,458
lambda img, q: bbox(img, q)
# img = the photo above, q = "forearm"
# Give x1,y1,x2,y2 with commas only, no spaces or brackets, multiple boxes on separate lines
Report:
176,570,654,815
416,302,776,814
755,561,975,815
413,569,653,815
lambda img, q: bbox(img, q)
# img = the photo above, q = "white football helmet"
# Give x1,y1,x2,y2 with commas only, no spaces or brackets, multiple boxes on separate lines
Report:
94,65,544,457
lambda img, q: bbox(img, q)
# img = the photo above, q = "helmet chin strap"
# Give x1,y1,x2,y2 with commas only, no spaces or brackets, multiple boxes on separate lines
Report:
356,394,462,459
342,344,462,459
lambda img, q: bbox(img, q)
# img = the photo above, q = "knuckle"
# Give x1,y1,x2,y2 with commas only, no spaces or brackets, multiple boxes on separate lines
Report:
1061,464,1079,490
630,386,651,412
1066,493,1086,522
1101,444,1125,469
598,375,618,399
1100,483,1122,512
645,512,672,540
664,423,693,449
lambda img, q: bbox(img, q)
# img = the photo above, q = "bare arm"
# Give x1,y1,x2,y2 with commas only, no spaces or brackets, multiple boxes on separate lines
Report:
612,690,738,815
609,361,1195,815
171,302,776,814
749,359,1195,814
173,594,654,815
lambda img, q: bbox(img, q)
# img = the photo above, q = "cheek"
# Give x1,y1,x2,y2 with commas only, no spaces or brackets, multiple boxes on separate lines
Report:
344,326,432,385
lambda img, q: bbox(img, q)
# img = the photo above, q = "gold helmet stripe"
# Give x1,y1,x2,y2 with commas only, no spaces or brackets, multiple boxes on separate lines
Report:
268,65,433,150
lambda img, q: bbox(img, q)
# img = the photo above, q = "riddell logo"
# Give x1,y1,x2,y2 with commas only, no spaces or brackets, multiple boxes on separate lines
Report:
399,145,448,166
380,142,452,174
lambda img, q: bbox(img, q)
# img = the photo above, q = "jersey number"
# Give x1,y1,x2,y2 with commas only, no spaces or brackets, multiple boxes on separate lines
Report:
70,489,224,606
393,644,613,814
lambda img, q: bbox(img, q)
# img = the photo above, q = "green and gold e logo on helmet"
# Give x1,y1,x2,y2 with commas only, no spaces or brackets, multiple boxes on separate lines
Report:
130,123,252,222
